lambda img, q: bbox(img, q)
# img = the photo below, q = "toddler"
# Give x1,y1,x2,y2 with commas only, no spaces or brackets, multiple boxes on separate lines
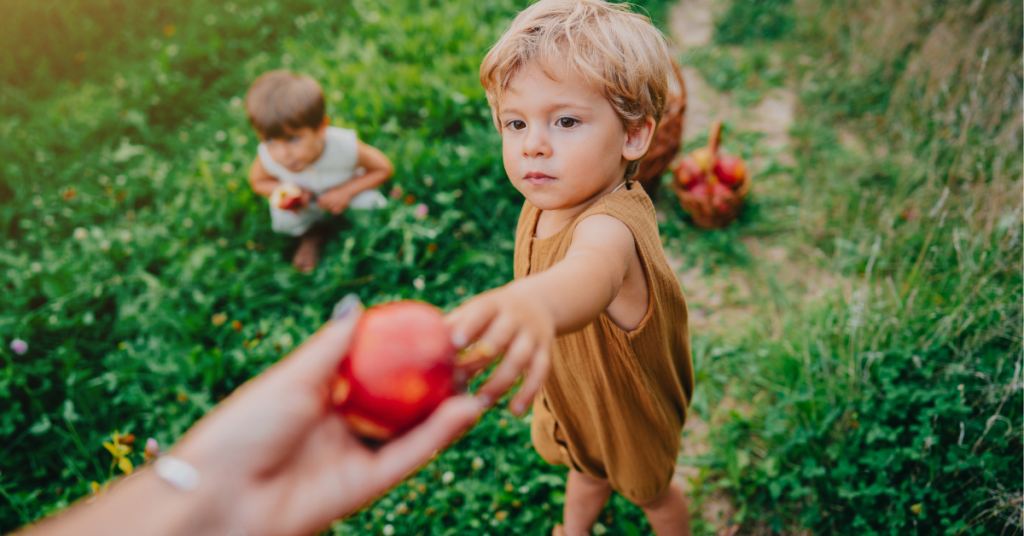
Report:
446,1,694,534
246,71,392,272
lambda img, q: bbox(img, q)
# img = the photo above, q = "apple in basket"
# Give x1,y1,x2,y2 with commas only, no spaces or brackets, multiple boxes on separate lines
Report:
331,301,458,441
713,155,747,188
270,183,305,210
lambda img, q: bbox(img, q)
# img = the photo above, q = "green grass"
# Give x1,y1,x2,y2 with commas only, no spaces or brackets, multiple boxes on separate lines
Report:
669,0,1023,534
1,0,1021,534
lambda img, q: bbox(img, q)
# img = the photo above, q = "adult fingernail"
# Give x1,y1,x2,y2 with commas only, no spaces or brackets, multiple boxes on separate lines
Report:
452,332,468,349
511,402,524,415
331,294,363,321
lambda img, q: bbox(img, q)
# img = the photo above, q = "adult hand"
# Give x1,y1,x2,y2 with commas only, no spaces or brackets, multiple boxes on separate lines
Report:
317,186,354,215
172,299,489,535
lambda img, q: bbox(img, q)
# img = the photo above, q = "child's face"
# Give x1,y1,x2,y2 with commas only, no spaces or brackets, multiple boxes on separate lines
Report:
497,64,651,212
263,120,328,173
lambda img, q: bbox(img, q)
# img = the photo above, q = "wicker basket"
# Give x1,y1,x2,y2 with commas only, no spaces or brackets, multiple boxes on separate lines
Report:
671,121,750,229
636,61,687,202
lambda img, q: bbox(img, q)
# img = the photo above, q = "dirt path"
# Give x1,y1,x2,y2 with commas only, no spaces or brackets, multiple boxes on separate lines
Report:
664,1,802,533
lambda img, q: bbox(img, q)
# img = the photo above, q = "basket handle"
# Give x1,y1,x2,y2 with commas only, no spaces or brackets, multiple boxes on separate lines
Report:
708,120,722,161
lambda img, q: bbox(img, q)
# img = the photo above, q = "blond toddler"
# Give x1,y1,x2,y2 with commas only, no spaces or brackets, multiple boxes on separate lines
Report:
245,71,392,272
446,1,695,534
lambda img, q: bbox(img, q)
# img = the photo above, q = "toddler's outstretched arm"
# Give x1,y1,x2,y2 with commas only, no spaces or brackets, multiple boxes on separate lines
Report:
445,214,643,415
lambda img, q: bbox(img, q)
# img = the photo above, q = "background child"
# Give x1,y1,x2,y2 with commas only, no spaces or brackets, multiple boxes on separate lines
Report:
446,1,694,534
246,70,392,272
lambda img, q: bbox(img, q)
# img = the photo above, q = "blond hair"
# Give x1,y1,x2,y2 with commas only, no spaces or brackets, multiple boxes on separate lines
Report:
480,0,672,130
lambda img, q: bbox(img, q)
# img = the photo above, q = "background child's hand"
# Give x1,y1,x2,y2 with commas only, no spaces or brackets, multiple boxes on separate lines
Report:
445,287,554,415
318,186,354,215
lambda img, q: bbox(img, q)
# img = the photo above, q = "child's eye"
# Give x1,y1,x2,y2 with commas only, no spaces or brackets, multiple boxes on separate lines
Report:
289,136,300,143
557,117,579,128
507,120,526,131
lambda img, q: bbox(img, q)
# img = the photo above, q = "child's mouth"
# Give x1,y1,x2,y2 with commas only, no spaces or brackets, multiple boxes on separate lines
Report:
523,172,555,186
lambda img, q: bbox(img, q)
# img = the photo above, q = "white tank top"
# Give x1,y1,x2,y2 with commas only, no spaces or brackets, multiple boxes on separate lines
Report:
257,126,359,196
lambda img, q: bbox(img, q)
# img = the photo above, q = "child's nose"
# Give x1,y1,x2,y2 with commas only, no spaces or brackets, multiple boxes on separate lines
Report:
522,126,551,158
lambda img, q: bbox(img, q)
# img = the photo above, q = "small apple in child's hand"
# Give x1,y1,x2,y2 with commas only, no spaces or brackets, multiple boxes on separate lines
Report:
270,183,305,210
331,301,458,441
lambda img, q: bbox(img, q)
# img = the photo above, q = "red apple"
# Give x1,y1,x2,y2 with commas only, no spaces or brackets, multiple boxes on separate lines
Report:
688,182,710,199
331,301,457,440
270,183,305,210
710,180,733,212
713,154,747,188
674,156,705,190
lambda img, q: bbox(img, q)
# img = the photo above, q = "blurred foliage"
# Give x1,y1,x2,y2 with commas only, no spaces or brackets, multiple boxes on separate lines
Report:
682,0,1024,534
713,0,794,44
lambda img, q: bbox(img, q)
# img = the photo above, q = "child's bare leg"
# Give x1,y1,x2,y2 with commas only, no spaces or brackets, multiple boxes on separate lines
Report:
636,477,691,536
292,226,325,273
561,469,613,536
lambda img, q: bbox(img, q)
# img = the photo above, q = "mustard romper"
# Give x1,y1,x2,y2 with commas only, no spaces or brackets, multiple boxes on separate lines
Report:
515,185,695,504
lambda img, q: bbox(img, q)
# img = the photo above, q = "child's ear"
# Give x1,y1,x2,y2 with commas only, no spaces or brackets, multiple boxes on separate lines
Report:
622,116,657,162
319,116,331,132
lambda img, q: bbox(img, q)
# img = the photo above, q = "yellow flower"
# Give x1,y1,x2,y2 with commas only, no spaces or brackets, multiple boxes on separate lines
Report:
163,24,176,36
910,503,922,515
118,456,134,475
212,313,227,326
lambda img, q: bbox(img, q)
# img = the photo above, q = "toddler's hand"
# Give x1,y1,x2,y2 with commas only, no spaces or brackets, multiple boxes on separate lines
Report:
445,288,553,415
318,187,353,215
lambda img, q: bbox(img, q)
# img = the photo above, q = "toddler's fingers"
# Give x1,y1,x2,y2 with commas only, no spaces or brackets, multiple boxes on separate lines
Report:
445,300,496,350
510,345,550,415
478,331,534,401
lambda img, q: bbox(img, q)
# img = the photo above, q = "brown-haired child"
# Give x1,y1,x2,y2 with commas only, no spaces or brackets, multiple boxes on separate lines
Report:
445,1,694,534
246,70,393,272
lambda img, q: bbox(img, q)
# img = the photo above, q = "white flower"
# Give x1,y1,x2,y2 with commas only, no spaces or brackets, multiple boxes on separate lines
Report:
518,485,529,494
382,525,394,536
221,162,235,174
215,131,227,142
73,228,88,240
29,262,42,273
230,97,243,109
119,230,132,242
100,240,112,251
183,218,194,228
471,457,484,470
43,215,55,226
413,276,425,291
441,471,454,484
